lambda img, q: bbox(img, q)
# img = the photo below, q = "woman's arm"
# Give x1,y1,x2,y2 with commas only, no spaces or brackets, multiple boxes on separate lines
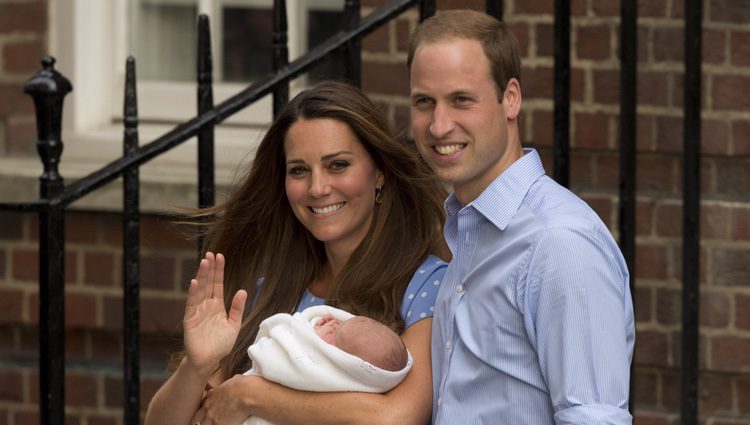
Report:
194,318,434,425
145,253,247,425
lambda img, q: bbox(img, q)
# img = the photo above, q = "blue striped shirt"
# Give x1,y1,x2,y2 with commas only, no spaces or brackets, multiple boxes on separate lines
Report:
432,149,635,425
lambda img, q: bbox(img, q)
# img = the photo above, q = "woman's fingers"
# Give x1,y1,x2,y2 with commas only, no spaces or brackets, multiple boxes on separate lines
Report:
228,289,247,326
204,252,216,298
184,278,199,319
213,253,225,301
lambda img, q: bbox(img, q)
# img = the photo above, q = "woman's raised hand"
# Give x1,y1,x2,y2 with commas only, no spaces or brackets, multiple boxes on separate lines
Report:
183,252,247,378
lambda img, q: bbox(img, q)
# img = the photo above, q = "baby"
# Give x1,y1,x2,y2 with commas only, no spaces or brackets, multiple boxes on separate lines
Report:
241,305,413,425
312,313,408,372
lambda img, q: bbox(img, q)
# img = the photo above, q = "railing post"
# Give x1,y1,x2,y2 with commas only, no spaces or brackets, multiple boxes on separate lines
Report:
273,0,289,117
553,0,570,187
343,0,361,87
122,56,141,425
197,14,215,252
24,55,72,425
681,0,702,423
485,0,503,20
419,0,435,22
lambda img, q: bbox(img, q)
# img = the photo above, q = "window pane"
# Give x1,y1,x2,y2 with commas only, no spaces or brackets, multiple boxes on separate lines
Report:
307,9,345,82
132,1,197,81
222,7,273,82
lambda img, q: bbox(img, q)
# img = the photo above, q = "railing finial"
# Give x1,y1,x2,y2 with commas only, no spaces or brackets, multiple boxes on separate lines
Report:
24,55,73,197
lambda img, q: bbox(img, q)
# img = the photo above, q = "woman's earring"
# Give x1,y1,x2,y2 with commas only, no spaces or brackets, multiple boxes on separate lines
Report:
375,187,383,204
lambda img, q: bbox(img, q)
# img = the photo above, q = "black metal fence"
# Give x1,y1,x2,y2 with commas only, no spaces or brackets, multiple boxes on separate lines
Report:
0,0,704,424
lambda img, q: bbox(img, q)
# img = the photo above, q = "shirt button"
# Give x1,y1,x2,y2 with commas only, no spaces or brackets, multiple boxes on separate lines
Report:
456,284,464,293
445,340,452,350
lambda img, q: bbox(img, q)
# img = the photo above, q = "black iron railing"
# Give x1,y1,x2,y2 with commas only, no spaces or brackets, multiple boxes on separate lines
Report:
0,0,705,424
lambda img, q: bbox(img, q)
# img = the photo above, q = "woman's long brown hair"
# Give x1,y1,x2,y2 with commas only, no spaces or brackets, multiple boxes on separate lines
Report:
194,81,448,377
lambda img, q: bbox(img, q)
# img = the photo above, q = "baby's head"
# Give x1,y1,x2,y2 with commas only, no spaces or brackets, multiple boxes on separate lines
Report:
314,315,408,372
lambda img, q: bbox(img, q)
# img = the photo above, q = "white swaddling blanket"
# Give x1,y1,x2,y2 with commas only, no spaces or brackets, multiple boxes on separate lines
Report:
240,305,413,425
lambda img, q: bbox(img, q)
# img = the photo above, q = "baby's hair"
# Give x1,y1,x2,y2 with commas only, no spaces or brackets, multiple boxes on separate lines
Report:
336,316,408,372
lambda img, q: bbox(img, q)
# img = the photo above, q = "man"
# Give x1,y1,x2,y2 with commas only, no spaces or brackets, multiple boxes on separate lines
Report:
408,10,635,424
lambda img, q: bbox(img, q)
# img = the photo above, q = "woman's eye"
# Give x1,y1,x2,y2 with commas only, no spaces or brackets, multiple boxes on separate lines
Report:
288,166,307,176
330,161,350,171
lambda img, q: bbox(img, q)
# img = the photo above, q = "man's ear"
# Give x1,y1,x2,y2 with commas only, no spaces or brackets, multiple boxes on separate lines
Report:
503,78,522,120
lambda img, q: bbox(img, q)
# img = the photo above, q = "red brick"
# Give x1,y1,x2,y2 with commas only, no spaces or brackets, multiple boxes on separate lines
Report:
712,248,750,288
638,71,670,107
508,22,529,58
733,120,750,156
730,30,750,66
141,297,184,333
635,286,652,323
570,153,594,189
0,84,35,116
363,62,409,97
84,251,116,287
393,104,410,138
739,376,750,414
14,411,39,425
0,288,23,323
634,330,670,366
102,296,122,331
362,23,390,53
714,420,750,425
655,115,682,153
652,27,683,63
638,25,650,63
732,206,750,241
593,153,618,189
703,28,726,65
66,371,97,407
0,248,5,280
141,255,176,290
632,412,674,425
714,75,750,111
636,114,655,152
576,24,611,60
12,249,37,282
670,243,709,285
711,336,750,371
65,329,87,358
89,330,120,360
436,0,483,10
514,0,552,15
571,0,587,16
710,0,750,24
0,2,46,33
656,288,679,325
86,415,118,425
637,155,676,195
714,157,750,199
701,119,731,155
635,243,668,280
580,195,612,226
574,112,611,149
737,294,750,331
639,0,668,17
522,66,553,100
527,109,553,147
632,368,658,405
591,0,618,16
141,215,193,250
0,368,23,401
636,200,653,236
2,39,45,74
4,116,37,156
700,291,730,328
67,293,98,328
395,19,410,53
65,212,100,244
661,370,681,408
701,203,730,239
0,212,25,240
591,69,617,104
536,23,554,58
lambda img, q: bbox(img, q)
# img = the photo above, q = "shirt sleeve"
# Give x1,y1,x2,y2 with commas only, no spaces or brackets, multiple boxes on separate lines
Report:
401,255,448,329
521,225,634,423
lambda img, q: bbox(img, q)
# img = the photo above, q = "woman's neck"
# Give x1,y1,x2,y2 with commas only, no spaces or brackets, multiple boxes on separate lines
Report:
309,244,352,298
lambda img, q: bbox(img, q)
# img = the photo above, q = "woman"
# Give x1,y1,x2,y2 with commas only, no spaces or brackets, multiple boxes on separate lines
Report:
145,81,448,425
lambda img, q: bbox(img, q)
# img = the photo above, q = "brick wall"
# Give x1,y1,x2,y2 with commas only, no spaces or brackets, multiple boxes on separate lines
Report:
1,0,749,423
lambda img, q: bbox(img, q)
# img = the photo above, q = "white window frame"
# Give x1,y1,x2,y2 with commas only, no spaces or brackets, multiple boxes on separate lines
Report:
47,0,344,171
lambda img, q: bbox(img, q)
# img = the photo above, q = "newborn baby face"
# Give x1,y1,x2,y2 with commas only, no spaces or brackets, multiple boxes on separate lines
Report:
313,314,342,344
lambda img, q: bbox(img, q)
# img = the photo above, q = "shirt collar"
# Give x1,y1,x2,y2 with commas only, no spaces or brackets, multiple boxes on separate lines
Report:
444,148,546,231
